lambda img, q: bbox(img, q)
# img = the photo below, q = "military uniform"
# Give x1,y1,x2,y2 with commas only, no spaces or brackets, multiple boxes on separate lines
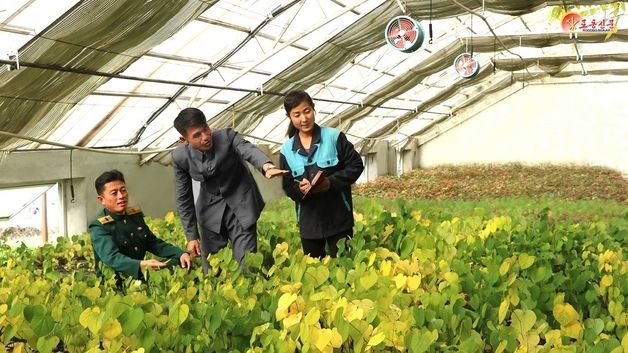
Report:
88,206,185,279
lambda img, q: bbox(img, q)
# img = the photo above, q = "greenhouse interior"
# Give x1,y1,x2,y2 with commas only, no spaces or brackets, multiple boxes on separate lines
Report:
0,0,626,352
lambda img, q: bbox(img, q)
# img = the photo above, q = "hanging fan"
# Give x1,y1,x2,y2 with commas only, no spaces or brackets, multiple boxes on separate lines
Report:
454,53,480,79
384,15,425,53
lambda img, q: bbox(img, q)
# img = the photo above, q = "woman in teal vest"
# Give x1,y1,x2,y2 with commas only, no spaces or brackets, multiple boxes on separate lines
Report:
279,90,364,258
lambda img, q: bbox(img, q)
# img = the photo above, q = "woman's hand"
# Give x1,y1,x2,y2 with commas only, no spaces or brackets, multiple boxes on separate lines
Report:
299,178,311,194
311,177,331,193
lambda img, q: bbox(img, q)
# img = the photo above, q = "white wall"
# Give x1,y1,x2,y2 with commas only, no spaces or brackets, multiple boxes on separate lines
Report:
417,80,628,175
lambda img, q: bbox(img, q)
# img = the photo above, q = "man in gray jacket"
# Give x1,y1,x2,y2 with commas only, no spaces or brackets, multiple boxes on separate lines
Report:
172,108,286,272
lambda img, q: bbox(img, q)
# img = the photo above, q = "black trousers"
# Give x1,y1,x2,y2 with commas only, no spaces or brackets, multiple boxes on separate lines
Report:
301,231,352,259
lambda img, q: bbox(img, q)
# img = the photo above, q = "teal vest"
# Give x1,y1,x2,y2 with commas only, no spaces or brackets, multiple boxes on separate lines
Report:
281,127,340,177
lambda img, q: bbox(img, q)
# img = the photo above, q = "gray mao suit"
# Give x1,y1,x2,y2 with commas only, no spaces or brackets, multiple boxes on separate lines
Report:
171,128,271,272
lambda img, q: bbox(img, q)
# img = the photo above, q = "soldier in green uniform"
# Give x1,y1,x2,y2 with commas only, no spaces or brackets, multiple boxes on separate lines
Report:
89,170,191,280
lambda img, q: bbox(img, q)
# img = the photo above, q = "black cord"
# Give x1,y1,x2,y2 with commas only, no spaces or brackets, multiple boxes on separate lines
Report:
69,149,75,203
470,15,474,56
429,0,433,44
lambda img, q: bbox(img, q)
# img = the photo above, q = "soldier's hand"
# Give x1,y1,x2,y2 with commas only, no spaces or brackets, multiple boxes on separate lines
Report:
187,239,201,257
140,259,167,270
179,253,192,270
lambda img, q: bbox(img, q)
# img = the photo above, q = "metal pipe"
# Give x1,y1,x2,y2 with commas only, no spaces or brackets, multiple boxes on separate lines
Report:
41,191,48,243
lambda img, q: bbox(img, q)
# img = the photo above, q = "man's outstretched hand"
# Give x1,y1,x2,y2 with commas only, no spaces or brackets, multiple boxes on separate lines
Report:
263,163,289,179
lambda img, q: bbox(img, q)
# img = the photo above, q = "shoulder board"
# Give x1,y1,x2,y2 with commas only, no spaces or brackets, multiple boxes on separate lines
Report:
98,215,114,224
126,206,142,215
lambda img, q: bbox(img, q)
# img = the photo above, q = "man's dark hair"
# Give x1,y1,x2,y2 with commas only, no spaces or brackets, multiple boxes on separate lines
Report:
284,90,315,137
174,107,208,136
95,170,125,195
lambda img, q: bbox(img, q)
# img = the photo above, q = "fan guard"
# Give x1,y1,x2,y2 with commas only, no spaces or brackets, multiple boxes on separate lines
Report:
454,52,480,79
384,15,425,53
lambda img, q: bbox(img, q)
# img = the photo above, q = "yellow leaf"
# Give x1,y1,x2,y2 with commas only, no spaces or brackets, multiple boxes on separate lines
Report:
170,304,189,326
394,274,407,289
406,275,421,292
600,275,613,288
311,327,333,352
102,318,122,340
498,299,509,324
279,283,302,294
561,321,583,340
0,304,7,314
343,304,364,322
83,287,101,301
79,307,102,334
367,253,376,267
330,328,342,348
518,253,535,270
304,308,320,326
544,330,561,347
553,303,579,326
443,272,459,283
282,312,302,329
276,293,297,320
499,260,511,276
383,224,394,238
380,260,392,277
495,340,507,353
12,342,24,353
165,211,176,224
367,332,386,347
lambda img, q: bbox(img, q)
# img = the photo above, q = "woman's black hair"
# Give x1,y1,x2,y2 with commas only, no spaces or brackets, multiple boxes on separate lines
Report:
284,90,315,137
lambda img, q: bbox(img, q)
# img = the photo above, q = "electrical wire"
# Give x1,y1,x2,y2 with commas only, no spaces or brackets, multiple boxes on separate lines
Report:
447,0,536,80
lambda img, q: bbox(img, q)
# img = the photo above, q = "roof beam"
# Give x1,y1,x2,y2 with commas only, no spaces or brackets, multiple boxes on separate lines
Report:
0,0,36,31
145,51,274,76
91,90,230,104
195,16,309,51
0,24,34,36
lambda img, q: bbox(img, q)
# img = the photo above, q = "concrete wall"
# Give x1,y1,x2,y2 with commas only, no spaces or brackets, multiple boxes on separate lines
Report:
0,150,176,236
416,80,628,175
0,146,287,237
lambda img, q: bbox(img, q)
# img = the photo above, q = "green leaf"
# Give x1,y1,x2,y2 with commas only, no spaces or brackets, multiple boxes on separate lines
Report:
409,329,437,353
23,304,44,322
31,313,54,337
119,308,144,335
140,328,156,352
25,305,54,337
36,336,60,353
